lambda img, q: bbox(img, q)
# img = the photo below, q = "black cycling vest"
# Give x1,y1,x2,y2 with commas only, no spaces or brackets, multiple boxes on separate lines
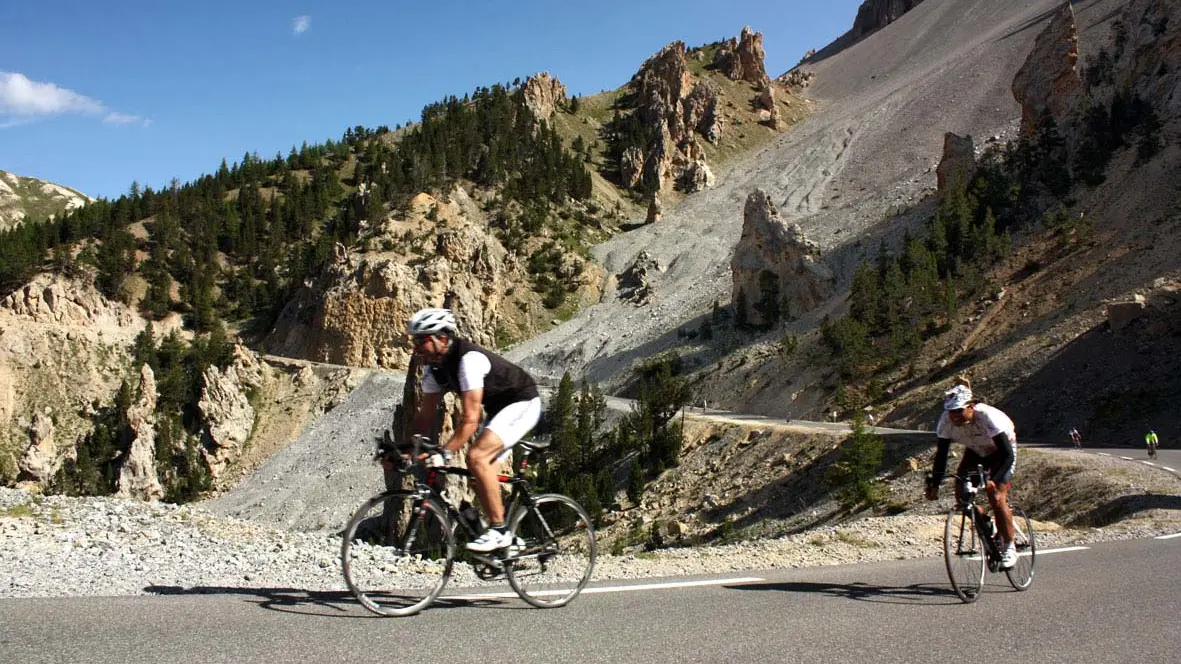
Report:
428,338,539,418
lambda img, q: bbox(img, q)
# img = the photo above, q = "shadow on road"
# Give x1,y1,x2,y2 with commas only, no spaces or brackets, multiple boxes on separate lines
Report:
726,579,1015,606
142,584,522,618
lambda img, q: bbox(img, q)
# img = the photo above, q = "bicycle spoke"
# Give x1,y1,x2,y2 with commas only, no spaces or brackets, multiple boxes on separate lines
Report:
341,492,455,616
505,493,596,608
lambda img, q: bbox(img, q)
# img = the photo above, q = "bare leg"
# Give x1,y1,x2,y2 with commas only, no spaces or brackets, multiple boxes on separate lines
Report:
986,481,1015,544
466,429,507,526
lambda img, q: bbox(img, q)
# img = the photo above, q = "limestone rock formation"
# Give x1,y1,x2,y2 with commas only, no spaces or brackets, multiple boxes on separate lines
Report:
778,69,815,90
198,346,264,479
711,27,769,84
17,411,58,486
731,190,834,326
117,364,164,501
646,192,663,225
1012,2,1084,135
522,72,568,120
936,132,976,193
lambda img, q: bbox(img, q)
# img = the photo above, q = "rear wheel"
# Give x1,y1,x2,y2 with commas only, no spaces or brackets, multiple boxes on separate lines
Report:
1005,507,1035,590
505,493,596,608
944,507,985,603
341,492,454,616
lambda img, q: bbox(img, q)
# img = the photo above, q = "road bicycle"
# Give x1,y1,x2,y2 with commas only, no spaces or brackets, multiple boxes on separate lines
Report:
341,433,596,616
1147,442,1158,459
940,467,1036,603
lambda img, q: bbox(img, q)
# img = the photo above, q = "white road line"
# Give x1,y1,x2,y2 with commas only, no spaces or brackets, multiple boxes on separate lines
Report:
1155,533,1181,540
1097,453,1111,456
1120,456,1134,460
443,576,766,601
1035,546,1090,555
1163,467,1176,472
1142,462,1157,467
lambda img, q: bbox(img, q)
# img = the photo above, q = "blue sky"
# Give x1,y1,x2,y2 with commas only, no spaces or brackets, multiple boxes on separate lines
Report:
1,0,863,199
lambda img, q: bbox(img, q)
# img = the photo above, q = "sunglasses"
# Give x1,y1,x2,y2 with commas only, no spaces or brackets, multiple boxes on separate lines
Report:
411,335,433,347
948,406,969,415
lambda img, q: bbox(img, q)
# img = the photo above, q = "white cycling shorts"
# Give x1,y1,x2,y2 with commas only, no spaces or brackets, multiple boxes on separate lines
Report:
486,397,542,453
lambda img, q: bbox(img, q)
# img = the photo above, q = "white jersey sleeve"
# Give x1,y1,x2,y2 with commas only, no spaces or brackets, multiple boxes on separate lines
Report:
458,351,492,392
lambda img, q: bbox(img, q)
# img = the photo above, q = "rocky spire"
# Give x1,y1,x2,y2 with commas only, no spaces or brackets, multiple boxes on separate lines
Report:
1011,2,1084,135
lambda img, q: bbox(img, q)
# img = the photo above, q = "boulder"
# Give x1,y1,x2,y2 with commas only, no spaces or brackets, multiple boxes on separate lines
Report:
1105,294,1147,331
17,411,58,486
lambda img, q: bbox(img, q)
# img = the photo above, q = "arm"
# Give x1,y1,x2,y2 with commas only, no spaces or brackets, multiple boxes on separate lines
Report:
986,432,1015,488
442,387,484,455
926,437,952,499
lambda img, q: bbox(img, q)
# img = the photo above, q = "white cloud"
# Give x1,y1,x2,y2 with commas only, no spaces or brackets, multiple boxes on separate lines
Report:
0,71,148,128
103,111,149,127
292,15,311,35
0,72,103,116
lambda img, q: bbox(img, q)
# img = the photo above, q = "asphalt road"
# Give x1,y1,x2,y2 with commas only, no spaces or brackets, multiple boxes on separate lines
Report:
3,537,1177,664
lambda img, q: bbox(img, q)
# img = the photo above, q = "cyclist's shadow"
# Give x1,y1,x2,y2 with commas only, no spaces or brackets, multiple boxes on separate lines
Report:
730,580,968,605
143,584,523,618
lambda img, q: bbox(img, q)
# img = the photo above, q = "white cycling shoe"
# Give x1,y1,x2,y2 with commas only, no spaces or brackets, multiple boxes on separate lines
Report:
999,543,1018,569
467,527,512,553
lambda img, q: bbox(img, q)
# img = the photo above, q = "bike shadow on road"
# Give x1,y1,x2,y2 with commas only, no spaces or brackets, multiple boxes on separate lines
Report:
142,584,528,618
727,580,1014,605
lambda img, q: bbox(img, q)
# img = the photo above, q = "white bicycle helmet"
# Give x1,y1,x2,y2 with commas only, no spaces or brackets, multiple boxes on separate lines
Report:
407,308,457,336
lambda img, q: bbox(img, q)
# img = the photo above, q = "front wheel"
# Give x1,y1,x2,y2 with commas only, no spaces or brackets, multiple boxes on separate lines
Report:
1005,507,1036,590
505,493,596,608
944,507,986,603
340,491,455,617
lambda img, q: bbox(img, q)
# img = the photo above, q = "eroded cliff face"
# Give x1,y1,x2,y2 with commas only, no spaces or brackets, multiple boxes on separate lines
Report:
1012,2,1085,135
263,187,604,370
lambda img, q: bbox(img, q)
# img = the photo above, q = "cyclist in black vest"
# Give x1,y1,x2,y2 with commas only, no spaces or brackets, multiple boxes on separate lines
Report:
407,308,542,552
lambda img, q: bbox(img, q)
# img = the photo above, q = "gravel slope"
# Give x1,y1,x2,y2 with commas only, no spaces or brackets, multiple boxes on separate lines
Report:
505,0,1118,388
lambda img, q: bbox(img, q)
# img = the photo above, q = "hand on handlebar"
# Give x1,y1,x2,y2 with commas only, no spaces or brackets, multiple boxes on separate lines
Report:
425,451,451,468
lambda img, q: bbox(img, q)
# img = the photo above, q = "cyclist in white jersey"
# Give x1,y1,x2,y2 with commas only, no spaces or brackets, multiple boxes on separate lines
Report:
925,383,1019,569
407,308,542,553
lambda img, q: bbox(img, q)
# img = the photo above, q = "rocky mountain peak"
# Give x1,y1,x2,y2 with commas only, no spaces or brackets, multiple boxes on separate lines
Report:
711,26,769,84
849,0,927,41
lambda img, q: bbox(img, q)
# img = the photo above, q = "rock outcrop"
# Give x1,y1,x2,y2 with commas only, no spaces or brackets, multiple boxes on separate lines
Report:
1012,2,1084,135
522,72,568,121
198,346,265,479
617,251,662,306
849,0,927,41
936,132,976,193
731,190,834,326
711,26,769,84
1103,0,1181,117
116,364,163,501
17,412,58,486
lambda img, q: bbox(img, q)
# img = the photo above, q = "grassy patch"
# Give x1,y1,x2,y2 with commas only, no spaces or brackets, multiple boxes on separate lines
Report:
834,530,879,548
0,503,34,519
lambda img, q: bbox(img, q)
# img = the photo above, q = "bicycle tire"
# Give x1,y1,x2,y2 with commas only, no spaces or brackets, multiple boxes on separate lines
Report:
944,507,986,603
1005,507,1036,590
505,493,596,608
340,491,455,617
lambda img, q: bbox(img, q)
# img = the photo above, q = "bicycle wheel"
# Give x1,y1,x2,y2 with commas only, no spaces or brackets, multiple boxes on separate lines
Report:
505,493,596,608
340,491,455,616
944,507,986,603
1005,507,1036,590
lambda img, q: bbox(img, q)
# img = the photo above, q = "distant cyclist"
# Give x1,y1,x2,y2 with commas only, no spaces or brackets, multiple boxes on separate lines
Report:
1069,427,1082,448
407,308,542,552
925,380,1019,569
1146,429,1159,458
